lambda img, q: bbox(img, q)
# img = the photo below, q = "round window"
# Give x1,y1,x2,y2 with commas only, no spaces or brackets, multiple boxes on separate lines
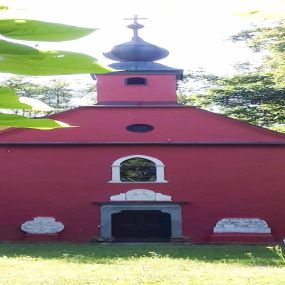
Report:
126,124,154,133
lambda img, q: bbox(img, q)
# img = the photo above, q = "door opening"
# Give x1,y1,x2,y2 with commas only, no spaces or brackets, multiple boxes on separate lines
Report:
111,210,171,241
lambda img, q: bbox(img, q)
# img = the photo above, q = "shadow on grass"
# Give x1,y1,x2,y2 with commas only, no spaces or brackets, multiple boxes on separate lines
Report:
0,242,284,266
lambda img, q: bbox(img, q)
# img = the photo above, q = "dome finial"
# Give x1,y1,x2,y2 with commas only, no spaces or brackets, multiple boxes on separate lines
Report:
124,15,147,39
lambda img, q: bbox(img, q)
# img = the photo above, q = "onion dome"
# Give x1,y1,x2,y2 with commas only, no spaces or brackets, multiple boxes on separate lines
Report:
104,16,169,62
104,36,169,62
103,15,182,77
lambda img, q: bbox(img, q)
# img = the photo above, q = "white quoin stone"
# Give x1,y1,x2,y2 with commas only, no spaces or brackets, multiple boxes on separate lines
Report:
110,189,172,201
213,218,271,233
21,217,64,234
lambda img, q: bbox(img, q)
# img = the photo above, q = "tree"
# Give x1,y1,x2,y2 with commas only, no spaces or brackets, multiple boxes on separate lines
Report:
177,70,219,109
178,69,285,133
1,75,97,111
0,4,109,129
231,20,285,84
207,72,284,128
178,20,285,133
229,20,285,132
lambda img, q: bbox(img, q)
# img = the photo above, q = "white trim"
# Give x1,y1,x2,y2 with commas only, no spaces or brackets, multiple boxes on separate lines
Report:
111,155,165,167
111,154,167,183
110,189,172,201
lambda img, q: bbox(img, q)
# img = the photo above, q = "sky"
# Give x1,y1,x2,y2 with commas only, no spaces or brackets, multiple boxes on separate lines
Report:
1,0,285,76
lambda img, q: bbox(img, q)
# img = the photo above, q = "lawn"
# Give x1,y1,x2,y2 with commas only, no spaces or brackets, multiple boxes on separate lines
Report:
0,243,284,285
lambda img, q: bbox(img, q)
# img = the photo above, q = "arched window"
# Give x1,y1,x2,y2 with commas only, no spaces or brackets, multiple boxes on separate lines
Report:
120,158,156,182
111,155,167,183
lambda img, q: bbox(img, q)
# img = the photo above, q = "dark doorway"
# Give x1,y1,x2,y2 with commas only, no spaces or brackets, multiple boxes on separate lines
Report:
111,210,171,241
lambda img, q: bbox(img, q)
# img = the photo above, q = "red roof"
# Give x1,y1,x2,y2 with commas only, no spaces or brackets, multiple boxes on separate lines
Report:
0,106,284,143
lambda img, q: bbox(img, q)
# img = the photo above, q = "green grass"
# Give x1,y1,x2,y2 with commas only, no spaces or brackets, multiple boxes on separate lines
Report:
0,243,284,285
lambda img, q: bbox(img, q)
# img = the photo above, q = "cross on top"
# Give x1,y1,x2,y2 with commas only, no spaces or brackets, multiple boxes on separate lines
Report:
124,15,147,24
124,15,147,38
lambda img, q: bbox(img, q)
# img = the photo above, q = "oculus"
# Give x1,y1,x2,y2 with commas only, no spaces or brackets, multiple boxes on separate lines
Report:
126,124,154,133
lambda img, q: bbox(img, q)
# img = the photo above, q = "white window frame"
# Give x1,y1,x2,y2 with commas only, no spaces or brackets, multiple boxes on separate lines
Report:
110,154,167,183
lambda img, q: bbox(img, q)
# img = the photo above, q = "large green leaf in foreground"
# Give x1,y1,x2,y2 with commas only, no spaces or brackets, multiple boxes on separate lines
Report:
0,88,70,129
0,18,108,129
0,50,109,75
0,40,110,75
0,39,40,55
0,113,70,129
0,87,32,109
0,19,95,41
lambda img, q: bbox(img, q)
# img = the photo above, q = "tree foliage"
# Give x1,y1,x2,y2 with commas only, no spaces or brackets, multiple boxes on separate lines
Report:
1,76,97,110
178,20,285,133
208,72,285,127
179,70,285,133
231,20,285,84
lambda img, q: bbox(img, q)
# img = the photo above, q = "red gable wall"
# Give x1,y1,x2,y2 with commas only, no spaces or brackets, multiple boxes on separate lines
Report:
0,106,284,143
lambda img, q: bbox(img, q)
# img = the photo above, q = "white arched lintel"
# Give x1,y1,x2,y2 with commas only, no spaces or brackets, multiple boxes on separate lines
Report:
111,154,167,183
112,155,165,167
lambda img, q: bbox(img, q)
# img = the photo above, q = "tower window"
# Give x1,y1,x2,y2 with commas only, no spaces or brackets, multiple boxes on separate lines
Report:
125,77,147,85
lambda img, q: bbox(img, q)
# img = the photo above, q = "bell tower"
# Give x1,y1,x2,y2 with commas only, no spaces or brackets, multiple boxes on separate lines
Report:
92,16,183,105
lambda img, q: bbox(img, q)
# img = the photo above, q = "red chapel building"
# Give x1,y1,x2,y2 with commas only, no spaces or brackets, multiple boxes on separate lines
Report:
0,17,285,243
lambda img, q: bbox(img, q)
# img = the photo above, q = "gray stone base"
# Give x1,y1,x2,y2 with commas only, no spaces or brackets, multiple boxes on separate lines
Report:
99,203,182,239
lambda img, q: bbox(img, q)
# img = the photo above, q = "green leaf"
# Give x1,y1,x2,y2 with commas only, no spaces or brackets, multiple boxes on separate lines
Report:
0,5,8,10
0,48,110,75
0,39,41,55
0,113,71,129
0,87,32,109
235,11,260,17
0,19,95,41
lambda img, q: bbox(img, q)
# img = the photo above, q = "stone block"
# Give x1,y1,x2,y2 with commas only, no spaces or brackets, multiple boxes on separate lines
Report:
213,218,271,233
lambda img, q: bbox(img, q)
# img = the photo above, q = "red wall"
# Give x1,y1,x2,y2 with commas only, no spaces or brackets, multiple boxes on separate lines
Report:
96,74,177,104
1,107,284,143
0,144,284,242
